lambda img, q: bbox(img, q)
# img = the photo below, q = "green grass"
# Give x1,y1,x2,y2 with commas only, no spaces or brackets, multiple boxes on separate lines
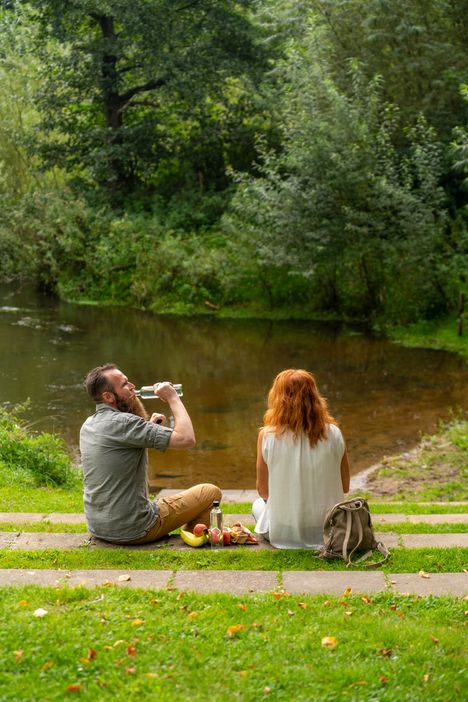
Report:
229,501,468,514
375,523,468,534
0,522,88,533
0,484,83,512
387,315,468,360
0,587,465,701
0,547,466,573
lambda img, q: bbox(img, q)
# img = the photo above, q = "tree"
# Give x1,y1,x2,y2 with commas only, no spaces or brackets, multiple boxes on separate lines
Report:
22,0,270,201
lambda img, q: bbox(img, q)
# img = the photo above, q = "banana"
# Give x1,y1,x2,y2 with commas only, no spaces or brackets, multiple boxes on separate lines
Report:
180,528,208,548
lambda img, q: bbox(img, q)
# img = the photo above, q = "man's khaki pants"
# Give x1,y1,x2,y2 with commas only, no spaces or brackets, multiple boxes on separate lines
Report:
125,483,222,545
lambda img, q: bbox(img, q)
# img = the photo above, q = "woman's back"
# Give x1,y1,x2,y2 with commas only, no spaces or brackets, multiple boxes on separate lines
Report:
255,424,344,548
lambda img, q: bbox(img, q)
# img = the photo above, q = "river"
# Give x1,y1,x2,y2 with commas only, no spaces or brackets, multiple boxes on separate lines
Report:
0,283,466,490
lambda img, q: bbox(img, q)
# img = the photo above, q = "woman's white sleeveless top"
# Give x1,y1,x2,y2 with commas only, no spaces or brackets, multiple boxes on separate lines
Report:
254,424,345,549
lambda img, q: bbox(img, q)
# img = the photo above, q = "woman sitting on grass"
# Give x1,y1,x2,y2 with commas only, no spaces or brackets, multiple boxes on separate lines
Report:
252,369,350,549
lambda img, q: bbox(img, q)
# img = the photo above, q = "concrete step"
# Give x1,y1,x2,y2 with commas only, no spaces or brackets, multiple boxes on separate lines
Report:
0,567,465,596
1,531,467,550
0,511,467,525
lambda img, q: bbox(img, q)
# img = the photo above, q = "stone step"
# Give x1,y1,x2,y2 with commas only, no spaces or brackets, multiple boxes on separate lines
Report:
1,531,467,550
0,568,465,596
0,511,467,525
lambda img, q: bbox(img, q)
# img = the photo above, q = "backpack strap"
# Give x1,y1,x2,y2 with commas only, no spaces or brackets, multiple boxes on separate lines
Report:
350,540,391,569
342,507,364,566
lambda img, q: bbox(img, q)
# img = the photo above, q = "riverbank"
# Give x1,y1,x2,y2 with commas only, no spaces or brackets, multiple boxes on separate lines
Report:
358,418,467,502
386,315,467,361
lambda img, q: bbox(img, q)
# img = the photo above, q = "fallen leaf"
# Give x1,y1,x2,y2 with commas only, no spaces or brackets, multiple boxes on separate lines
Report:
423,674,430,683
252,622,262,628
287,609,295,617
102,581,115,587
13,650,23,662
298,602,308,609
66,683,81,692
131,619,145,626
321,636,337,650
18,600,29,607
118,574,131,582
79,657,90,665
237,671,248,677
227,624,245,637
390,604,397,611
361,596,371,604
33,608,48,618
271,591,285,600
113,640,124,648
323,600,332,607
430,635,440,645
263,687,271,694
343,587,352,596
125,667,136,674
126,645,137,657
187,611,199,619
419,570,430,579
103,646,113,651
379,675,389,684
144,673,159,678
176,592,185,600
345,611,353,616
179,604,188,611
378,648,393,657
42,660,54,671
149,599,160,604
87,648,97,660
237,603,247,612
350,681,367,687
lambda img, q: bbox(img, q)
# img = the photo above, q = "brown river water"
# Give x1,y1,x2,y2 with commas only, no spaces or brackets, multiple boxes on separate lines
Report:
0,284,466,490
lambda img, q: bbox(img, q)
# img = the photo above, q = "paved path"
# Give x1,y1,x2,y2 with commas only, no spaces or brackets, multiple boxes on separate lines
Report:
0,497,466,596
1,511,467,525
0,568,465,596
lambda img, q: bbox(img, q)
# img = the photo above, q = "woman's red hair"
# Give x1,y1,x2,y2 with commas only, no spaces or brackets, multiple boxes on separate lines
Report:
263,369,336,446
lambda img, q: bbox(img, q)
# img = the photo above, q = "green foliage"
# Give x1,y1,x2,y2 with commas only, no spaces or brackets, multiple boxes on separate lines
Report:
0,405,81,488
24,0,271,199
0,0,467,328
226,49,460,322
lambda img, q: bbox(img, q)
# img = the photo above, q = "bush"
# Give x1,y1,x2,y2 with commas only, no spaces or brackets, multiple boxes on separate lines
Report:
0,406,81,488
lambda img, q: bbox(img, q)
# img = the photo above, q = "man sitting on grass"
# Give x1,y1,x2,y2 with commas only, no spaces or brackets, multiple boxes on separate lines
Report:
80,363,221,544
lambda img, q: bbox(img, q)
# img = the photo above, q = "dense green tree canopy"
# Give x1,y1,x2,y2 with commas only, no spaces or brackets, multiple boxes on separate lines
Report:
23,0,270,199
0,0,466,324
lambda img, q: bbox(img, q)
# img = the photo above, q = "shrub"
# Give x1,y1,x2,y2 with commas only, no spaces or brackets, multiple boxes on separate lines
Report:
0,406,81,488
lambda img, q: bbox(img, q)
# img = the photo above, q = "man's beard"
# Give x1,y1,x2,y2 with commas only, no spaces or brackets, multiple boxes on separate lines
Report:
115,394,149,420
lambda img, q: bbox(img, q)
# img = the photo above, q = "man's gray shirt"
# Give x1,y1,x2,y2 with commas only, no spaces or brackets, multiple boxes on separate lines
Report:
80,403,173,542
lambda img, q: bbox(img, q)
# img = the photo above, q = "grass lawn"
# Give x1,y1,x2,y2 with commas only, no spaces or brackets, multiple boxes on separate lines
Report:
0,587,465,702
0,547,466,574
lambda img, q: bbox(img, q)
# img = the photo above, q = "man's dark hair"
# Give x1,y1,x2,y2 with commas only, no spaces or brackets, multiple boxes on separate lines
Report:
84,363,117,401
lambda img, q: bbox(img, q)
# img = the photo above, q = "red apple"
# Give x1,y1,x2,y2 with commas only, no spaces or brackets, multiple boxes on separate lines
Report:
223,528,231,546
209,527,221,544
193,523,207,537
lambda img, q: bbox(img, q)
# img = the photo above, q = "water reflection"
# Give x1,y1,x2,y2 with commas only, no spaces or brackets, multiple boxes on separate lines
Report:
0,283,466,489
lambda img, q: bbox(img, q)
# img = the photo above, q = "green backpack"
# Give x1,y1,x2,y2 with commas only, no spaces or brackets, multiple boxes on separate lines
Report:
318,497,390,567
